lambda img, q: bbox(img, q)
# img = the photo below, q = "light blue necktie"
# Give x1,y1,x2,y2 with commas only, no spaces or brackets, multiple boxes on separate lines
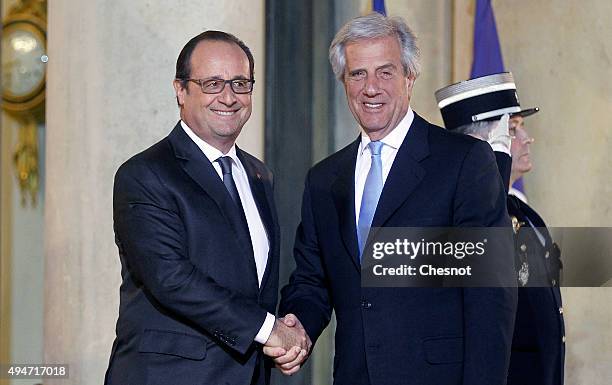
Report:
358,141,383,259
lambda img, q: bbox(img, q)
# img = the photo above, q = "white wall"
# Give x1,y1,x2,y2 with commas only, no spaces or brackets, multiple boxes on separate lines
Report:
44,1,265,384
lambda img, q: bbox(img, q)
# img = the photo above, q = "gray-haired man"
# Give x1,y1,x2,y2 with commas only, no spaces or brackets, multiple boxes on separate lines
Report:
269,13,517,385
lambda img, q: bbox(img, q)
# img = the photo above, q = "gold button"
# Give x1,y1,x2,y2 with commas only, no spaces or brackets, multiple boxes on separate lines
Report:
545,251,550,259
520,244,527,252
559,307,563,314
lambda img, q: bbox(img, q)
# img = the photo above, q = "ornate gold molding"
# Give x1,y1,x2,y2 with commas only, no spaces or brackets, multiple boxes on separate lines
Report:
7,0,46,20
2,0,47,207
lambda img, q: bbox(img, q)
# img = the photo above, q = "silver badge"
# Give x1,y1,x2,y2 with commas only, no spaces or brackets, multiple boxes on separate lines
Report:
518,261,529,286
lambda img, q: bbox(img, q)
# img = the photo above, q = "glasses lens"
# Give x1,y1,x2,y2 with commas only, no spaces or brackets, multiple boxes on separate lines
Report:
231,80,252,94
202,79,224,93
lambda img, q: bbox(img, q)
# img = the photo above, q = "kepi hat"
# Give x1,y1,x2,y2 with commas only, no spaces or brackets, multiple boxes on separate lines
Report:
435,72,539,130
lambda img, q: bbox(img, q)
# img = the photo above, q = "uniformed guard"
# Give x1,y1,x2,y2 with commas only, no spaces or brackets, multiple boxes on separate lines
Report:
436,72,565,385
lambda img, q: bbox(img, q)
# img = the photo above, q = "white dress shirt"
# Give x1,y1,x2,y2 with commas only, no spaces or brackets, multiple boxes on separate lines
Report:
354,107,414,225
181,121,275,344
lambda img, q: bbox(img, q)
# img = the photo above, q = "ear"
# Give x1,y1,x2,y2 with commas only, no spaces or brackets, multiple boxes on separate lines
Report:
173,79,187,106
405,75,415,90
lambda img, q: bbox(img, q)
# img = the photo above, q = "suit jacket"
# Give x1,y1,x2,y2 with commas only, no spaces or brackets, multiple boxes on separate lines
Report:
105,122,280,385
280,113,517,385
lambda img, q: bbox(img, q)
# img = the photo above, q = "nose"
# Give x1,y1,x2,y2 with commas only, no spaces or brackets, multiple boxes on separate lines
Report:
218,83,238,106
363,76,382,97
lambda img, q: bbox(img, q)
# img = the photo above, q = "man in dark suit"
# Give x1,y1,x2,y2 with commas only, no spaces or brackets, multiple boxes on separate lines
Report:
436,73,565,385
105,31,308,385
269,13,517,385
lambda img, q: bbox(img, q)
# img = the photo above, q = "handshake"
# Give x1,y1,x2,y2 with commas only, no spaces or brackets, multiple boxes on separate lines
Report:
263,314,312,376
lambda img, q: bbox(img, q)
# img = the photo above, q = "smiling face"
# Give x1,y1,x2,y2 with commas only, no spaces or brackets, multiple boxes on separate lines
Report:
343,35,415,141
173,40,252,153
510,116,534,182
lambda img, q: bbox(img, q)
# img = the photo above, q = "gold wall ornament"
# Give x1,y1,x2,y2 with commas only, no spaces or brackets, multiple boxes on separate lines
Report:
12,119,39,207
1,0,47,119
1,0,47,208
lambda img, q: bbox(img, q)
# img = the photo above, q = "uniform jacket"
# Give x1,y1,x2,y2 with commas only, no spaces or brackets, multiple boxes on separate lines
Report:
495,152,565,385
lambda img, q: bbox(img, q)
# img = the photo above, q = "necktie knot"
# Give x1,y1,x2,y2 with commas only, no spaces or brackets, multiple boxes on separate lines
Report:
368,141,383,157
217,156,233,175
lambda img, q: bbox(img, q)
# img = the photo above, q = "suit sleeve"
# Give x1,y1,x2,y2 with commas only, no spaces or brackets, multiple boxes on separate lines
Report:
453,141,518,385
278,172,333,344
113,160,267,355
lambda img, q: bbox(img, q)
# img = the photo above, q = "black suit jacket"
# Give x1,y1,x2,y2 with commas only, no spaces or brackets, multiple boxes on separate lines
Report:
280,113,517,385
105,122,280,385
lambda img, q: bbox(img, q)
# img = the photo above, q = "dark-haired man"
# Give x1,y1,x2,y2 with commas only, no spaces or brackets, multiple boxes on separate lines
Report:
105,31,308,385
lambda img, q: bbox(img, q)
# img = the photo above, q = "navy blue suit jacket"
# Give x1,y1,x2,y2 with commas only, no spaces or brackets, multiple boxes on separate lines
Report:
280,114,517,385
105,123,280,385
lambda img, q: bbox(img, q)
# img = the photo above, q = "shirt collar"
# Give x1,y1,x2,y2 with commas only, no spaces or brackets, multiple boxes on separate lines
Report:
359,106,414,154
180,120,239,165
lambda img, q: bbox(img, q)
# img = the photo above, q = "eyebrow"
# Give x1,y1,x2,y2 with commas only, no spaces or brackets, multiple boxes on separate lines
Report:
376,63,398,71
348,63,398,74
199,75,250,81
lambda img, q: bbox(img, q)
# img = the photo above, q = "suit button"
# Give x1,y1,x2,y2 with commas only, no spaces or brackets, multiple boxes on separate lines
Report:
559,307,564,314
361,300,372,309
552,279,557,286
545,251,550,259
562,335,566,343
520,244,527,252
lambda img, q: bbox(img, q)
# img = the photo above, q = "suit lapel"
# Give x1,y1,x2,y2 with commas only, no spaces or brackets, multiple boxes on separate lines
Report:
371,114,430,230
236,148,276,292
167,123,257,279
331,139,361,270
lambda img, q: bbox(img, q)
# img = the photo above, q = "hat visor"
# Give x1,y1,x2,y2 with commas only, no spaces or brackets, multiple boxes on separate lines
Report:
511,107,539,118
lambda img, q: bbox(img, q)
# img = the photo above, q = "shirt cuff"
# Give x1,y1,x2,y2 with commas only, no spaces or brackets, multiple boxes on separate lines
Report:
254,312,275,344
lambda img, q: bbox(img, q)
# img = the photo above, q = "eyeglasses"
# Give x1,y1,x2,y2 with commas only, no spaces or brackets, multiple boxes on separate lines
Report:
182,78,255,94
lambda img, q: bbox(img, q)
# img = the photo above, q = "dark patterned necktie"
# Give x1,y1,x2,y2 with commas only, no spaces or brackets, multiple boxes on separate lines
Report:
216,156,251,241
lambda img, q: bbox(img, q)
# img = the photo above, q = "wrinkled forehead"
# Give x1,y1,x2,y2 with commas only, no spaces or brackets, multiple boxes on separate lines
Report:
344,36,403,69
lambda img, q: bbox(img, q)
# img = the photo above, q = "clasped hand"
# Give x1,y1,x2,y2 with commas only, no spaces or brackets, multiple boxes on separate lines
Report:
263,314,312,375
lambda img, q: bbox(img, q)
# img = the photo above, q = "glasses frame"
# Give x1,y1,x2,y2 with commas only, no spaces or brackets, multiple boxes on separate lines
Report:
181,78,255,94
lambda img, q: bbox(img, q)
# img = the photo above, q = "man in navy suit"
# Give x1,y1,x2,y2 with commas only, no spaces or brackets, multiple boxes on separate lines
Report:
105,31,308,385
269,13,517,385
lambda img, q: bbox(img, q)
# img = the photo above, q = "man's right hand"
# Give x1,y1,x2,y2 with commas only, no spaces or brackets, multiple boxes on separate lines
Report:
263,314,311,375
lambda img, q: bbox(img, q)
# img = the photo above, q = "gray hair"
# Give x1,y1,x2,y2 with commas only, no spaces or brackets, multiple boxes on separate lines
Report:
329,12,421,81
454,121,496,141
